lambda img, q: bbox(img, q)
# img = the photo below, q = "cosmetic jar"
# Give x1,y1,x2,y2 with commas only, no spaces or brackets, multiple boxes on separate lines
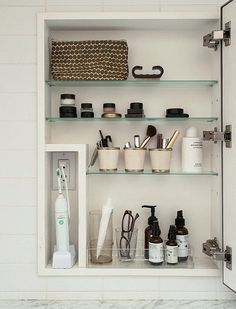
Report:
103,103,116,113
81,103,94,118
59,106,77,118
60,94,76,105
125,102,145,118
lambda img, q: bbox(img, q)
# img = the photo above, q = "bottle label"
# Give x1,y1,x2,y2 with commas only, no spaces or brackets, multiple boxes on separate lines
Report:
149,242,164,263
166,245,178,264
176,235,189,258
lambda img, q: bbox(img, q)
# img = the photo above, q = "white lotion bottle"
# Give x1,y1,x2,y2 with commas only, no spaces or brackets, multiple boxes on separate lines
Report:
182,127,203,172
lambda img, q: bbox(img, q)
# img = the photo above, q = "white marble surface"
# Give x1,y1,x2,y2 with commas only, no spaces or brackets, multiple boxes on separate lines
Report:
0,300,236,309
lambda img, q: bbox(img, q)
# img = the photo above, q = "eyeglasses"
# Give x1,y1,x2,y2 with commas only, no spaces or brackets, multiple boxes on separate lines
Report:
119,210,139,258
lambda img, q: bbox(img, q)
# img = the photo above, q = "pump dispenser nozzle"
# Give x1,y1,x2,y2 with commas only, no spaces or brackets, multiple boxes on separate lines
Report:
175,210,185,227
142,205,157,226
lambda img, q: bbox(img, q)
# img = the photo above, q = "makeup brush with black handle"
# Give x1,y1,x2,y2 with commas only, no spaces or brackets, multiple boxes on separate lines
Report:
140,125,157,148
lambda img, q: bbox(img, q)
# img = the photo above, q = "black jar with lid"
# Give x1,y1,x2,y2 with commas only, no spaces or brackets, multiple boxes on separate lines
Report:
59,93,77,118
81,103,94,118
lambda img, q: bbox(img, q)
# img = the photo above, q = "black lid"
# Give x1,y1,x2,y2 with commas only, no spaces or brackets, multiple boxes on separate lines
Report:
175,210,185,227
81,103,93,108
166,108,184,115
152,220,161,237
130,102,143,109
168,225,176,240
142,205,157,226
103,103,116,108
61,94,75,100
81,111,94,118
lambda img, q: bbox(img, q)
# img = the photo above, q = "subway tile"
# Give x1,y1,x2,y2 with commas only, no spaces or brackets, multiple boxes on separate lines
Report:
0,178,36,206
0,151,36,178
46,5,103,12
103,0,160,5
47,277,103,292
46,292,102,300
0,36,36,64
0,264,46,291
0,207,36,235
0,7,44,36
159,277,217,292
103,6,161,12
0,64,36,93
0,0,44,5
0,121,36,150
0,93,36,121
159,291,217,299
103,277,159,291
0,235,36,263
47,0,103,5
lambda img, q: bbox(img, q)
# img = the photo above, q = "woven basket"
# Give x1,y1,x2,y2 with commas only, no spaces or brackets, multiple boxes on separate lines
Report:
50,40,129,81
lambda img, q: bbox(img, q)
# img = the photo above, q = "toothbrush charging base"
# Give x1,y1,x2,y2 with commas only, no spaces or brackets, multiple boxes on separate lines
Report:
52,245,76,269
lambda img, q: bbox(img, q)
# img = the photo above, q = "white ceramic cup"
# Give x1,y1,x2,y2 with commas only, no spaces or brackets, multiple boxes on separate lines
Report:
124,148,146,172
149,148,172,173
98,147,120,171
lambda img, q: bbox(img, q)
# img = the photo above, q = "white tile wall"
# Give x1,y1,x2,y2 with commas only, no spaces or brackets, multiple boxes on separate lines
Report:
0,0,235,300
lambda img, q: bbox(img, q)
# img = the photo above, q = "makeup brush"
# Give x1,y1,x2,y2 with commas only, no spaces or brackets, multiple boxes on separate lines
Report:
165,130,180,149
140,125,157,148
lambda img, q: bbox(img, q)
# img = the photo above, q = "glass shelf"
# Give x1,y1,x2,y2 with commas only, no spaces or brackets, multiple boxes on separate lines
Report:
46,117,218,123
46,79,218,88
86,170,218,176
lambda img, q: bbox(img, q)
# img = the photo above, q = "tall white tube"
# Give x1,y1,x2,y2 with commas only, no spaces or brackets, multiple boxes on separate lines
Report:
96,198,113,258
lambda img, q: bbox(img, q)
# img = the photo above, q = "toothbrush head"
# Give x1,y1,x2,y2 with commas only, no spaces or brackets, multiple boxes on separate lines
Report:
56,168,61,178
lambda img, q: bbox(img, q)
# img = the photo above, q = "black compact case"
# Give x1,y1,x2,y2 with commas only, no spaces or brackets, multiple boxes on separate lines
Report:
166,108,189,118
125,102,145,118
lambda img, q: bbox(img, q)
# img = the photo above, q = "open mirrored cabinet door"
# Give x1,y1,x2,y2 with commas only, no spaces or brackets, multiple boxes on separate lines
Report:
222,0,236,292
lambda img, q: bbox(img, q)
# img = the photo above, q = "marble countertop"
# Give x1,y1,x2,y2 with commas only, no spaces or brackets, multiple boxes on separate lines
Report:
1,300,236,309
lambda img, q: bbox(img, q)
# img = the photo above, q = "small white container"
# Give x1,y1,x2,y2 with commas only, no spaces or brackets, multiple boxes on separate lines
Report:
149,148,172,173
124,148,146,172
182,127,203,173
98,147,120,171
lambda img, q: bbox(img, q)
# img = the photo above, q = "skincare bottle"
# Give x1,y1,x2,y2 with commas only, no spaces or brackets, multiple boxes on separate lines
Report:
166,225,178,264
149,220,163,265
175,210,189,261
182,127,203,172
142,205,157,259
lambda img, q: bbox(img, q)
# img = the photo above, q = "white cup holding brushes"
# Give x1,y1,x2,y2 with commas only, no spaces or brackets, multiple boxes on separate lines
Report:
124,148,146,172
98,147,120,171
149,130,180,173
149,148,173,173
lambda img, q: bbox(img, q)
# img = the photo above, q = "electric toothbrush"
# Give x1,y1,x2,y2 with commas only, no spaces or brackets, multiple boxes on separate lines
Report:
52,167,76,269
55,168,70,252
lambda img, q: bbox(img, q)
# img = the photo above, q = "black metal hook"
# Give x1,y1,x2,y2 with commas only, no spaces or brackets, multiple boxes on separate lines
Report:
132,65,164,79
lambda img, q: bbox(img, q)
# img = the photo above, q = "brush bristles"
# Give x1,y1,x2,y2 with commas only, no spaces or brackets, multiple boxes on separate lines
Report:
147,125,157,137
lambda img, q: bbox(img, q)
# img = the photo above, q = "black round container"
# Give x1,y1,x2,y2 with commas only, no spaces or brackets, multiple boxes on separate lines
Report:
130,102,143,109
81,111,94,118
80,103,94,118
59,106,77,118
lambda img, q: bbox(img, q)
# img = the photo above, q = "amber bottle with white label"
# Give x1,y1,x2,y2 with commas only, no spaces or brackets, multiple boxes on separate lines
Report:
175,210,189,262
149,220,163,265
166,225,178,264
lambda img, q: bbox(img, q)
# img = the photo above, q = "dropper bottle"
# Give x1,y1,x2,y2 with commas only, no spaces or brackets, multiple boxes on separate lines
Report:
175,210,189,261
142,205,158,259
166,225,178,264
148,220,163,265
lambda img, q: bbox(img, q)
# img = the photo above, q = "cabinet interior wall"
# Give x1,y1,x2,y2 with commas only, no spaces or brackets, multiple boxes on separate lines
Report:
40,16,222,272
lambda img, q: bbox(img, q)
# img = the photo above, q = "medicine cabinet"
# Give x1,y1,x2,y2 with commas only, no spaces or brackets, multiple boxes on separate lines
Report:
37,0,236,292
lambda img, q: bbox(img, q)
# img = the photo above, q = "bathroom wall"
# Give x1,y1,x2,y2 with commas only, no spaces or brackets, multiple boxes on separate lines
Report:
0,0,235,300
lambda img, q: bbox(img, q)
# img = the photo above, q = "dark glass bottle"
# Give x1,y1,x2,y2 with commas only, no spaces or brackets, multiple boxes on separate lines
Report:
175,210,189,262
142,205,158,259
148,220,163,265
166,225,178,264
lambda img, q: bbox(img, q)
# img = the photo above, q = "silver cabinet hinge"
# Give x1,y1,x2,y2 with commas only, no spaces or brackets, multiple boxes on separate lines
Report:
203,238,232,270
203,21,231,50
203,125,232,148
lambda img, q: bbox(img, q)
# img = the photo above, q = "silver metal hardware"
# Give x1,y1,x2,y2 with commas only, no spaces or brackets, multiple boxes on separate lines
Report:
202,238,232,270
203,21,231,50
203,125,232,148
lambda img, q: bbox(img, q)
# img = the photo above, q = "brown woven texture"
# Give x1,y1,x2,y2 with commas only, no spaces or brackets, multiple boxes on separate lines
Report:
51,40,129,81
